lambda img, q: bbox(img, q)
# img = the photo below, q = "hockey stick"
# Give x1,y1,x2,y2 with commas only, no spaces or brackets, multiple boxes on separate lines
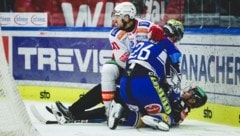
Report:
30,104,85,124
31,104,106,125
30,104,58,124
45,105,54,114
45,105,106,124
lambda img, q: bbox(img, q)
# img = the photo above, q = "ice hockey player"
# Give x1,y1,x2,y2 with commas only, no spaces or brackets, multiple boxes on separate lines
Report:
100,1,164,118
134,85,207,130
107,38,207,130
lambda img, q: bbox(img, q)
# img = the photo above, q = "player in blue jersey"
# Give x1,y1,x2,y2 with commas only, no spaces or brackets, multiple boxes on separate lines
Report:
108,39,207,131
108,37,180,130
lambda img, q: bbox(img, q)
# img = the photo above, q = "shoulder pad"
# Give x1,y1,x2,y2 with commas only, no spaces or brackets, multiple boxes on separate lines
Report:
110,27,120,37
110,28,127,40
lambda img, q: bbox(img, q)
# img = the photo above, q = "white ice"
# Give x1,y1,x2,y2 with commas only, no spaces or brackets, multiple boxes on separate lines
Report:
25,101,240,136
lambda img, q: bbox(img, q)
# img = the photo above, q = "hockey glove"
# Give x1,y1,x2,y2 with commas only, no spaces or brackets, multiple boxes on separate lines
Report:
166,72,182,90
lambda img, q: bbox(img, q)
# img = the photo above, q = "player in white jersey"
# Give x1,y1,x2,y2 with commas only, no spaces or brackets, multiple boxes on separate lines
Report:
101,2,164,117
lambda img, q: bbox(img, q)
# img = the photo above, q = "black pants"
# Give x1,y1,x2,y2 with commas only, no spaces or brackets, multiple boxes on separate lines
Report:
68,83,127,120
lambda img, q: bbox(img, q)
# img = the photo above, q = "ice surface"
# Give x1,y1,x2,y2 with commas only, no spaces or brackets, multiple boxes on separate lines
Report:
25,101,240,136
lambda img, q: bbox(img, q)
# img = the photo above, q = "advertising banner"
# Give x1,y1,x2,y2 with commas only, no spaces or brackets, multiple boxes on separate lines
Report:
0,12,48,27
179,34,240,106
12,36,112,83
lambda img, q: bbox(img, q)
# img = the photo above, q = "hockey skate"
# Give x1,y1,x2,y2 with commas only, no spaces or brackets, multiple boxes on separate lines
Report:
107,101,124,130
141,115,170,131
55,101,74,122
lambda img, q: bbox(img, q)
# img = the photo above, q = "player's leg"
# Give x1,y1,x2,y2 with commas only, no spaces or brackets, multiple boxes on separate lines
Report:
101,63,121,116
69,84,102,116
55,84,103,120
107,74,141,129
74,106,106,120
124,75,171,131
59,86,124,122
134,76,171,131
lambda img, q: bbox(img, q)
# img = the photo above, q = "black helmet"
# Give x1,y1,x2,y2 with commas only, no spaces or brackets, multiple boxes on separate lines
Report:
163,19,184,42
189,86,207,108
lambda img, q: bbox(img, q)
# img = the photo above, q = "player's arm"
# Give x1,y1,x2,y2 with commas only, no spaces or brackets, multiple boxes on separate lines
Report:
170,99,190,126
167,87,189,126
148,23,165,42
165,42,182,90
108,29,131,69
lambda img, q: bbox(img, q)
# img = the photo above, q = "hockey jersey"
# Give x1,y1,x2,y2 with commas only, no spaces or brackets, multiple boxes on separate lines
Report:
118,39,182,127
127,38,181,82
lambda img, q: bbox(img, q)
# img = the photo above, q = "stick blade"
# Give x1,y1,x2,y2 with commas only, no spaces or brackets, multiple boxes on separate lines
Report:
30,104,58,124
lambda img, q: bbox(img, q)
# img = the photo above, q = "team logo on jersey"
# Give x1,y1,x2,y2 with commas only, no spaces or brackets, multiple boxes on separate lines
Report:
139,21,151,27
111,42,120,50
144,103,162,114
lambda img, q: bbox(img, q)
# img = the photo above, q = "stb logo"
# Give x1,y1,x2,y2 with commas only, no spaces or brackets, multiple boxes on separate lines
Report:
203,107,212,119
40,90,51,99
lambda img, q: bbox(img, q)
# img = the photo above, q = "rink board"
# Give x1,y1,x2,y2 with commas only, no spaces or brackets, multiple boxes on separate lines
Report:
188,103,240,127
18,85,240,127
18,85,90,103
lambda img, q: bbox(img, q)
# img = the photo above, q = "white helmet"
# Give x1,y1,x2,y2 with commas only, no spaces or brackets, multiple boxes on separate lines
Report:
113,2,136,19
